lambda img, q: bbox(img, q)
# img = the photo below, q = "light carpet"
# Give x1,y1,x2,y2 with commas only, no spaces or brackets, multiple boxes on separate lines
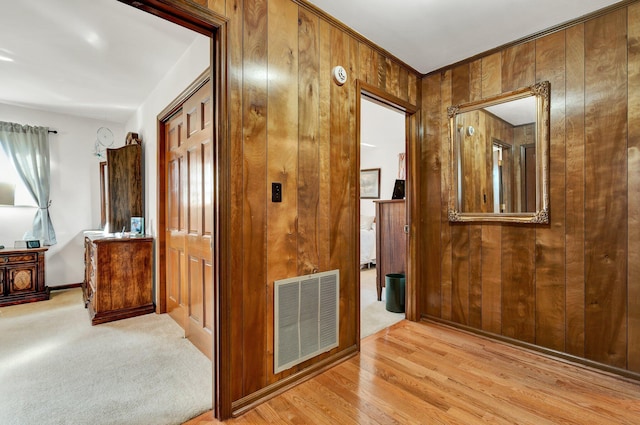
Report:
360,267,404,338
0,288,211,425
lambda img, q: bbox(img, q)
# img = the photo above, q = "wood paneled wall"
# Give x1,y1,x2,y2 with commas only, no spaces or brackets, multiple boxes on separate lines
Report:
206,0,420,406
420,2,640,375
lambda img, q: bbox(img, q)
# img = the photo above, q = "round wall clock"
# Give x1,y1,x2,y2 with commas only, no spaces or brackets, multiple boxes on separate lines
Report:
94,127,114,158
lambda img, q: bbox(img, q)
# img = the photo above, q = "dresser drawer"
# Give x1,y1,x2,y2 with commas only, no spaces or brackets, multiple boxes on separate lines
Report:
1,253,37,264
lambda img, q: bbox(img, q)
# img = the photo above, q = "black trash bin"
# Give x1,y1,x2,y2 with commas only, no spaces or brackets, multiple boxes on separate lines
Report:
385,273,405,313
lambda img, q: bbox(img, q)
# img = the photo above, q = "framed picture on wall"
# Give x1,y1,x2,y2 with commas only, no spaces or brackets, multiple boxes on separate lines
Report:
360,168,381,199
130,217,144,235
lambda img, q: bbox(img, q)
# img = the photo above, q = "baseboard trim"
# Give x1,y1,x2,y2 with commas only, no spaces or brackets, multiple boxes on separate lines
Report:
231,345,359,417
49,282,83,290
420,316,640,384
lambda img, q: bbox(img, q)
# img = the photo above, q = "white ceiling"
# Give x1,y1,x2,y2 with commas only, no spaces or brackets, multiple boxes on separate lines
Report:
0,0,202,123
0,0,623,124
306,0,622,73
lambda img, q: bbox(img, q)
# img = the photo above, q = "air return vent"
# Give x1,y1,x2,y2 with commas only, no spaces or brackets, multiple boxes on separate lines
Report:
274,269,339,374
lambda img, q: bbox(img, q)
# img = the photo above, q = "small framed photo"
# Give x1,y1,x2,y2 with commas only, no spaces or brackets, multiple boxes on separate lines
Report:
360,168,380,199
130,217,144,235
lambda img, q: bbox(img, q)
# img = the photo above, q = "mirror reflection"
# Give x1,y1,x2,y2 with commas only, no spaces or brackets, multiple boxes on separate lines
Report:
448,81,550,223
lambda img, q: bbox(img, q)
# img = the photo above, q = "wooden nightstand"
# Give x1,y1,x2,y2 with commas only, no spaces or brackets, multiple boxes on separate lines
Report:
0,247,49,307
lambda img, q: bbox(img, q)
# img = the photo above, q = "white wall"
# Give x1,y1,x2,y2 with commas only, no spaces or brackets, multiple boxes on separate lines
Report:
0,103,125,286
360,97,406,218
125,35,210,242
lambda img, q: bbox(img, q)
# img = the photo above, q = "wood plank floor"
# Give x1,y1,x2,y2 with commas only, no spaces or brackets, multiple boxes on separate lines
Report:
185,320,640,424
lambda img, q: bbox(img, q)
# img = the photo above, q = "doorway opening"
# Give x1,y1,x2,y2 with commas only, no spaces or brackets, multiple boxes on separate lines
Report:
120,0,229,419
358,91,410,339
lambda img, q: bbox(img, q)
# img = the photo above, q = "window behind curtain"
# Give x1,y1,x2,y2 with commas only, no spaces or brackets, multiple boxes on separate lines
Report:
0,148,37,207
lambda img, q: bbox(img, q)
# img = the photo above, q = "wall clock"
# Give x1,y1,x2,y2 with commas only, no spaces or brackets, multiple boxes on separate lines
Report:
94,127,114,159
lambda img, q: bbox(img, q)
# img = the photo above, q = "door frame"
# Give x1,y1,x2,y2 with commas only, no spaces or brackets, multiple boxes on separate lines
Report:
118,0,231,419
356,81,419,339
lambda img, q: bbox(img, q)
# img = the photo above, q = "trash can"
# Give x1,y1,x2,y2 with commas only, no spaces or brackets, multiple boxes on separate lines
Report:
385,273,405,313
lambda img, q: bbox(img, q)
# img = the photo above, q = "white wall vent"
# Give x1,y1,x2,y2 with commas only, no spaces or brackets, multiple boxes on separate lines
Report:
274,269,339,374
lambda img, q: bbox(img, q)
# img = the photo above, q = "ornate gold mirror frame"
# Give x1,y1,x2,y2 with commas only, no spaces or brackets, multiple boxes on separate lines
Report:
447,81,550,223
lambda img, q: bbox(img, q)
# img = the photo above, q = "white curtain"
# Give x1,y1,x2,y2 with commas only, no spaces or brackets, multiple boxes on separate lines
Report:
0,121,57,245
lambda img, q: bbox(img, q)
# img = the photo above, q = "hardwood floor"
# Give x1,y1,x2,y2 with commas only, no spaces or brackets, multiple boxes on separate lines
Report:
185,320,640,424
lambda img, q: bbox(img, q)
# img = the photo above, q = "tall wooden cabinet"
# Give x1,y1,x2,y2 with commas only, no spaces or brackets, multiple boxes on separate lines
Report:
83,234,154,325
104,144,143,233
0,247,48,307
374,200,406,301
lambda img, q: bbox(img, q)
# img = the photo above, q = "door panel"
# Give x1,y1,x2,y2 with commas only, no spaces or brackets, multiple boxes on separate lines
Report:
166,112,187,325
164,80,214,359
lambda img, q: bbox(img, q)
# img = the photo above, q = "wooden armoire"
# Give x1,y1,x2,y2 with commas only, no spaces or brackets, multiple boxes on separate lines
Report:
106,144,143,233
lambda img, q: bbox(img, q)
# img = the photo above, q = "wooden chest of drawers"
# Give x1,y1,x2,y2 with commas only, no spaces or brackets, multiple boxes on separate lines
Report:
0,247,49,307
83,235,154,325
374,200,406,301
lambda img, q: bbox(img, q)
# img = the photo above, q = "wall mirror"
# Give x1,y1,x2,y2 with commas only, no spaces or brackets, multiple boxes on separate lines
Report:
448,81,550,223
99,161,108,229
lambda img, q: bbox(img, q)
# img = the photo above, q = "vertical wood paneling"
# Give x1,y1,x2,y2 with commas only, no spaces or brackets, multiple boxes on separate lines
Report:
501,224,536,343
440,70,453,321
565,23,586,358
318,19,332,271
206,0,422,408
397,66,409,102
226,0,245,403
481,53,502,98
406,89,421,321
584,9,628,368
480,54,503,335
297,8,320,275
329,26,352,347
241,0,268,395
534,30,566,352
423,74,442,317
376,52,386,90
420,0,639,377
208,0,225,15
450,64,471,325
451,64,470,106
408,73,418,106
480,223,501,334
468,225,482,328
501,42,535,92
451,225,470,324
501,41,536,344
628,2,640,373
469,60,482,102
386,60,400,99
468,60,483,329
267,0,299,381
358,43,374,85
347,34,359,343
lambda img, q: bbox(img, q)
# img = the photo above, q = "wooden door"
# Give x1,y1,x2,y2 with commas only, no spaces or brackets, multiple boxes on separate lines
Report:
165,80,214,358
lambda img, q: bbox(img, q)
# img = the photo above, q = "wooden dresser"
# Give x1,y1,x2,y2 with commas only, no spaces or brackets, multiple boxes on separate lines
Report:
0,247,48,307
83,234,154,325
374,200,406,301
